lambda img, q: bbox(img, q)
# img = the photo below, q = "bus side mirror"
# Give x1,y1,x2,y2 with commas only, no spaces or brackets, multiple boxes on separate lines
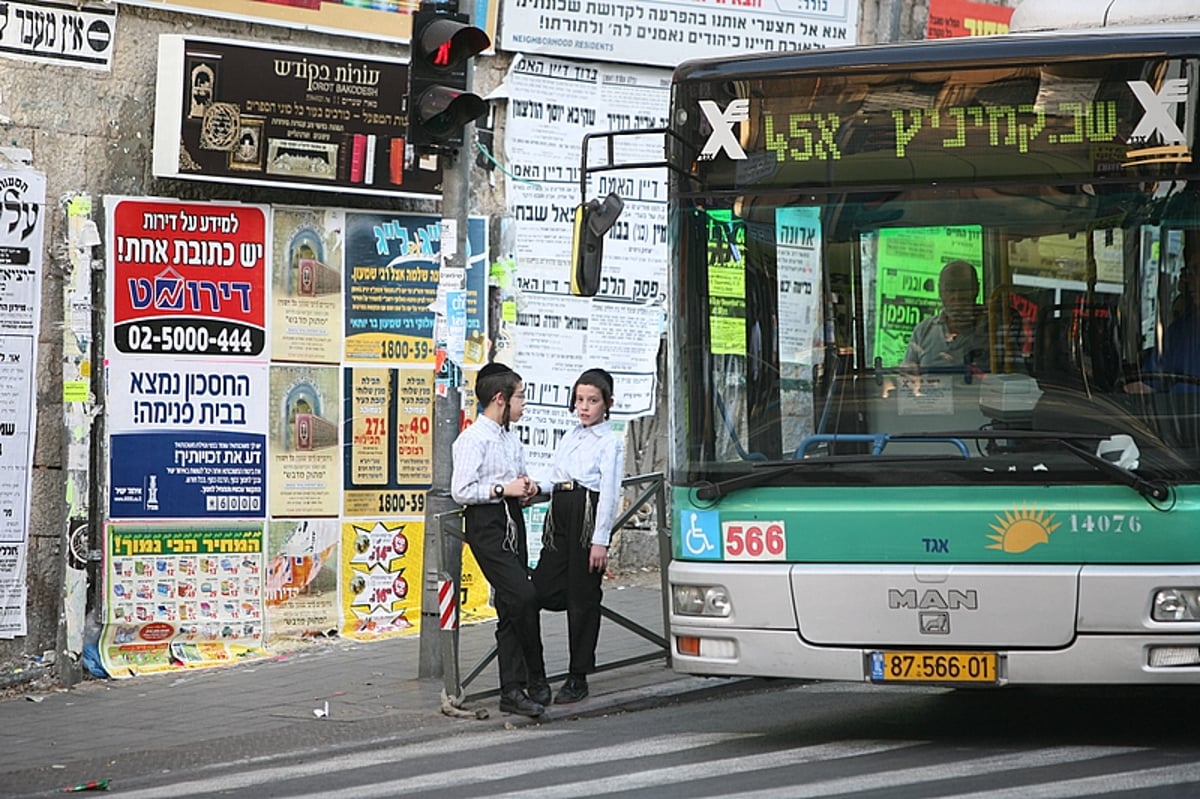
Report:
570,192,624,297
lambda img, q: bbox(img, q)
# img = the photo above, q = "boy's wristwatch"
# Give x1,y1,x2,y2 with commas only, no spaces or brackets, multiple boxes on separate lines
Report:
492,483,504,498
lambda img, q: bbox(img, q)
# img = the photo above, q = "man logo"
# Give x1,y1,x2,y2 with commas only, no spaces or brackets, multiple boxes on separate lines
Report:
920,611,950,635
699,99,749,161
1129,78,1188,144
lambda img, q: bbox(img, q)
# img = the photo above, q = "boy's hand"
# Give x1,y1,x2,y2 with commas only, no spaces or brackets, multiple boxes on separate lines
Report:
588,544,608,574
519,476,535,499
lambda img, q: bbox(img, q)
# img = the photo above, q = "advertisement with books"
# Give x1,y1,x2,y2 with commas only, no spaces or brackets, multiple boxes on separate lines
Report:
153,35,443,198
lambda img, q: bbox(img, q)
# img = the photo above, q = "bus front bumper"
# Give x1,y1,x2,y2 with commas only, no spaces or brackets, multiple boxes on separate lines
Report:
670,626,1200,684
669,561,1200,685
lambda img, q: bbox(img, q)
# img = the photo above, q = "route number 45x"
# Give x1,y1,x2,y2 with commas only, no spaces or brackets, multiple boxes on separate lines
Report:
722,521,786,560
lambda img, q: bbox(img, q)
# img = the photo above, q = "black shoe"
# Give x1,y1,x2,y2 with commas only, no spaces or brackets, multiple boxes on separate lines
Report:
499,689,544,717
527,680,552,706
554,676,589,704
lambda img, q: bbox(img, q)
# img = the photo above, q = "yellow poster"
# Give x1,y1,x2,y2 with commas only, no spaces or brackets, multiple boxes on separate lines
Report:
340,518,423,640
344,368,433,517
349,368,390,486
707,211,747,356
460,368,479,430
396,369,433,485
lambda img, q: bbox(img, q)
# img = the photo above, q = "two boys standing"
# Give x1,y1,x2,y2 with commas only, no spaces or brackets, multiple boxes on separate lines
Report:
450,363,623,717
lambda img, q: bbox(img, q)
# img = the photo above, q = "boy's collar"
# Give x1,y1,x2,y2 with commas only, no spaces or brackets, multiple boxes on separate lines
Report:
481,404,507,426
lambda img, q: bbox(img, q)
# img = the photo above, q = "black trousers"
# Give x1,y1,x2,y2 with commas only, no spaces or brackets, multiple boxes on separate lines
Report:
463,500,545,693
532,489,603,676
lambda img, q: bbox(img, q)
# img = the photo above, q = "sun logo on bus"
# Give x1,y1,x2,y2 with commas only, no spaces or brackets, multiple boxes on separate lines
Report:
986,505,1060,553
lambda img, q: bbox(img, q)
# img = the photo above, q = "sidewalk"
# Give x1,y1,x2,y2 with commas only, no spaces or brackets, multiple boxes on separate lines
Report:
0,569,731,796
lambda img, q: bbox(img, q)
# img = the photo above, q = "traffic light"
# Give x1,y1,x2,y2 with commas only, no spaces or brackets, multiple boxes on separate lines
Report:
570,193,624,297
407,2,490,148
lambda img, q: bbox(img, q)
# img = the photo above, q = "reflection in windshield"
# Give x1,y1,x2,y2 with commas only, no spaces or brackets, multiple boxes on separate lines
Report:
680,187,1200,486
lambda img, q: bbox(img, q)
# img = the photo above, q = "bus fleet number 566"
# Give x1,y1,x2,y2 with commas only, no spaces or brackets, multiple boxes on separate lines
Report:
723,521,786,560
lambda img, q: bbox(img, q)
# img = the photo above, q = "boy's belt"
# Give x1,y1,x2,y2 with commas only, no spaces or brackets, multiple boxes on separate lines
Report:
554,480,580,493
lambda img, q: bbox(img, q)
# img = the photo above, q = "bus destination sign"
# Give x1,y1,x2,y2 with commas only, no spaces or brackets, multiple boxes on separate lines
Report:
693,59,1196,187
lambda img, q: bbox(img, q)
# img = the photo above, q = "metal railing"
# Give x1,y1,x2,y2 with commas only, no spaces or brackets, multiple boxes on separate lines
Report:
432,472,670,713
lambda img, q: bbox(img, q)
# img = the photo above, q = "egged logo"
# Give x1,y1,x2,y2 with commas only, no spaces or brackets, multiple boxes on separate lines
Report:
698,99,749,161
986,504,1060,553
1128,78,1188,145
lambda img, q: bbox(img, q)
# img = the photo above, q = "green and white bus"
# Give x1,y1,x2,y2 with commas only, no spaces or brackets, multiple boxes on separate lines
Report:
663,27,1200,686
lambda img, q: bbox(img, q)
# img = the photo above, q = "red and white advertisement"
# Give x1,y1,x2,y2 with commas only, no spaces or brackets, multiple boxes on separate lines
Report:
106,198,269,359
926,0,1014,39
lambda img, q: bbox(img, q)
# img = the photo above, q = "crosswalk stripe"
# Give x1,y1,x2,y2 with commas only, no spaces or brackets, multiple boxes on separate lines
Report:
275,731,779,799
716,746,1145,799
111,731,751,799
474,740,926,799
937,762,1200,799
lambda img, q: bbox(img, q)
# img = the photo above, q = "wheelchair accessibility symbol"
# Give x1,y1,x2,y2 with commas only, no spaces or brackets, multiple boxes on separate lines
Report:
683,510,721,560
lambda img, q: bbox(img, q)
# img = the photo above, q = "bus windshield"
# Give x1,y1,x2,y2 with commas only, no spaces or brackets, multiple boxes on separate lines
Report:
668,37,1200,491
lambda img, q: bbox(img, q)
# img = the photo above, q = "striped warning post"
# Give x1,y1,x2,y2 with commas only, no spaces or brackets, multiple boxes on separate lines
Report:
438,578,458,630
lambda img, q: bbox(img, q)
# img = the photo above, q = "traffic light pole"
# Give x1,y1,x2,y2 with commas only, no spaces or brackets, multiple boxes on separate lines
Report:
406,0,489,693
418,130,472,682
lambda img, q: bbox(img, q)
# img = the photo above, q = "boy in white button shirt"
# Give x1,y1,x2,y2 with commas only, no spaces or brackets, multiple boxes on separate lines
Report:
533,368,624,704
451,363,549,716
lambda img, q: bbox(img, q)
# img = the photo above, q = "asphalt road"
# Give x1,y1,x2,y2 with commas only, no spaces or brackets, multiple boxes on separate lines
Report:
19,679,1200,798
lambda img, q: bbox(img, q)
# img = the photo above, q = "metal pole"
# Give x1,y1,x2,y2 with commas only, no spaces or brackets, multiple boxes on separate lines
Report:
654,474,672,668
418,130,472,679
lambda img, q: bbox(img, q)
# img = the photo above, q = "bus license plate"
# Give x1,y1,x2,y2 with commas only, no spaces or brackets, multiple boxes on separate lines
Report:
870,651,998,683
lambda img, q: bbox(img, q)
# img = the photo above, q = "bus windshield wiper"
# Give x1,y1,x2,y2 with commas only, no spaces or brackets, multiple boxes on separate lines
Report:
1055,439,1170,502
871,430,1170,502
695,430,1169,503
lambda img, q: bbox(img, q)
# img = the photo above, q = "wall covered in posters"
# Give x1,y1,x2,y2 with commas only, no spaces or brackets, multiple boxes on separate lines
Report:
503,54,668,477
101,196,493,675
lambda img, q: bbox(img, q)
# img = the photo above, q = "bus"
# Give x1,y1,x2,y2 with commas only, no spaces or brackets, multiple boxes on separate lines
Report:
662,28,1200,686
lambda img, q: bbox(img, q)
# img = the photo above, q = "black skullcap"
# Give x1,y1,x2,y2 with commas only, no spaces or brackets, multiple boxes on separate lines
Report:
478,362,513,381
579,368,614,394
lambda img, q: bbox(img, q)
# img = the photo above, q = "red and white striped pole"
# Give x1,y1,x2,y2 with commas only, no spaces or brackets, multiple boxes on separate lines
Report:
438,577,458,631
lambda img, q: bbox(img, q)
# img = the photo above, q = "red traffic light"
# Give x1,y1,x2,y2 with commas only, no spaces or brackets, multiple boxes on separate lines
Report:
415,17,490,71
407,7,490,147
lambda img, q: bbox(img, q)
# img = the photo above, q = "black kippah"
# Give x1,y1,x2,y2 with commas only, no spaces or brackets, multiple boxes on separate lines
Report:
580,367,614,394
478,362,513,380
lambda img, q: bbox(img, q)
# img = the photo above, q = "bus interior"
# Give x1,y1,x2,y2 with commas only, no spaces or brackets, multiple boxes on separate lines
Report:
683,186,1200,492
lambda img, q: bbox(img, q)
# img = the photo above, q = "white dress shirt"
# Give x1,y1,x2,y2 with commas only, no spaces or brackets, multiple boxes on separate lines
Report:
451,415,528,506
540,421,624,547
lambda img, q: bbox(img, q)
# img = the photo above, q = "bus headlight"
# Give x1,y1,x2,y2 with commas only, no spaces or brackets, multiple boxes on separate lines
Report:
1152,588,1200,621
672,584,731,617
